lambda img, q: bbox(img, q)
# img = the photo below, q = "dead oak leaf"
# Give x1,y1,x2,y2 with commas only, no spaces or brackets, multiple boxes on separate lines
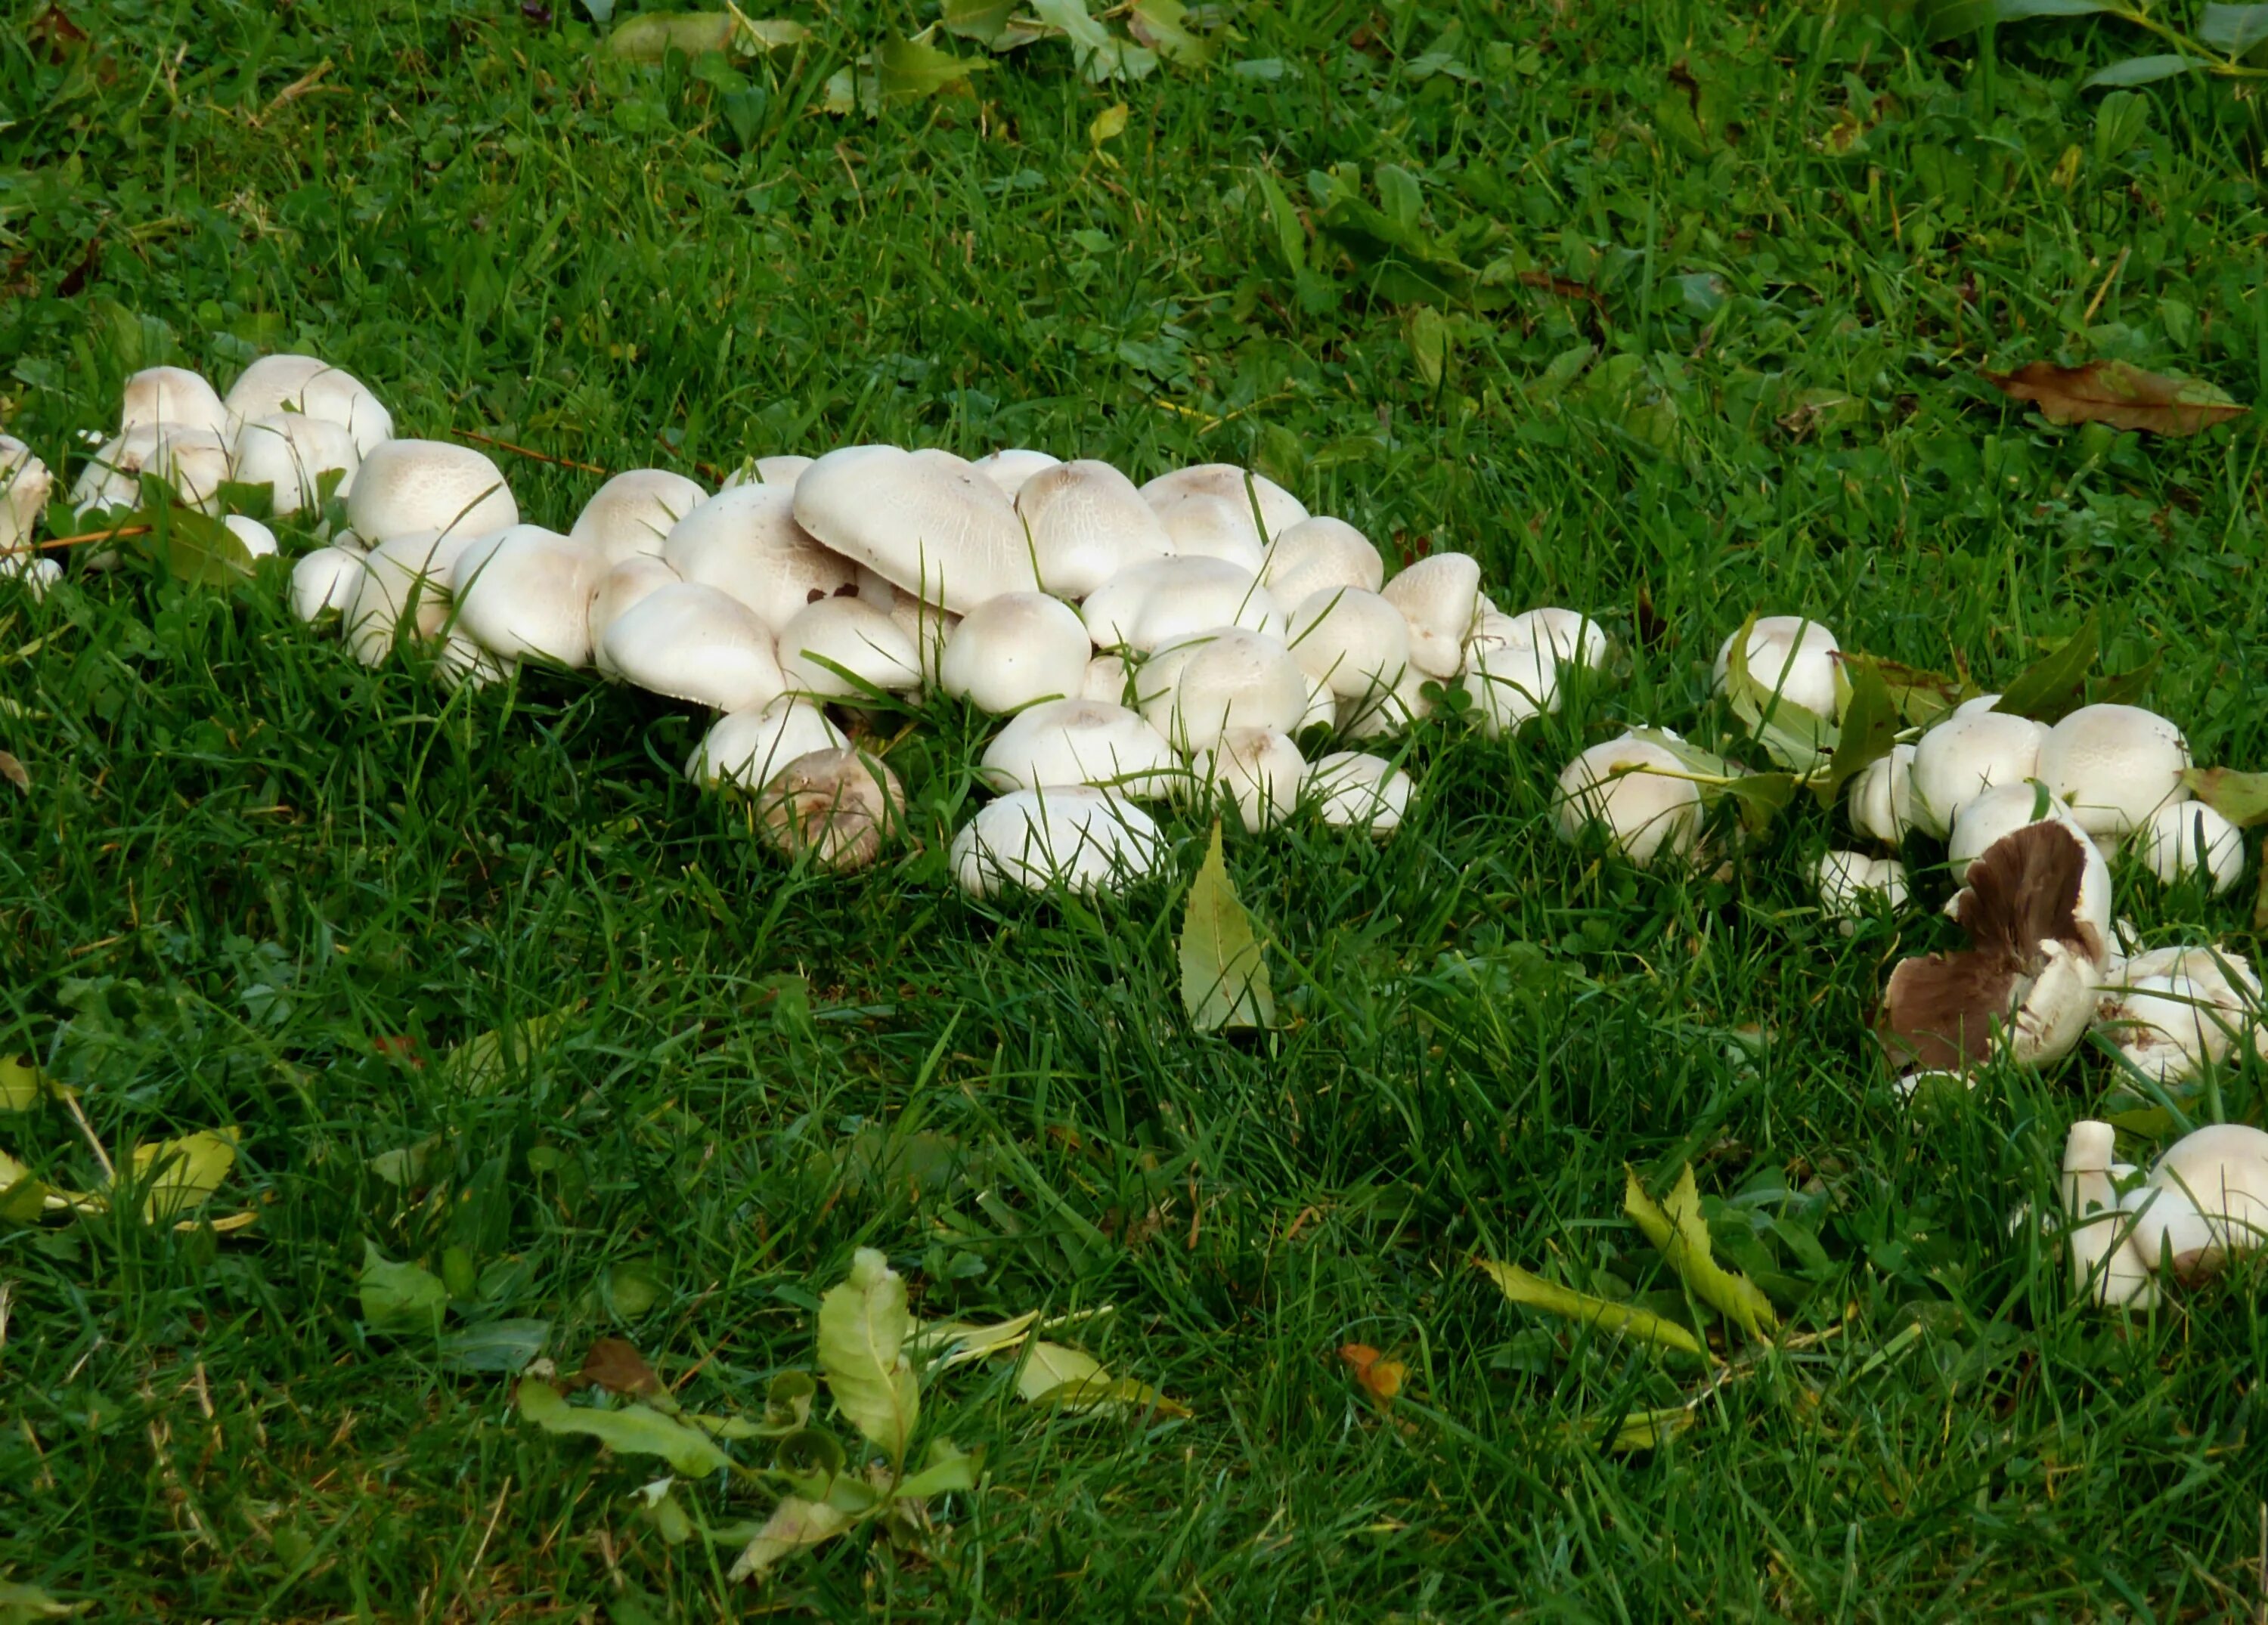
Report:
1983,361,2245,437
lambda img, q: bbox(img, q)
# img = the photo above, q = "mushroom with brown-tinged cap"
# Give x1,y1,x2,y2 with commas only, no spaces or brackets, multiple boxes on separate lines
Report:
950,786,1164,898
1879,819,2111,1071
1381,553,1483,678
1013,460,1175,599
1553,734,1705,868
792,445,1033,614
2037,703,2191,840
572,469,708,566
662,483,857,629
940,592,1094,714
758,748,905,872
345,439,519,548
687,696,848,791
600,582,786,714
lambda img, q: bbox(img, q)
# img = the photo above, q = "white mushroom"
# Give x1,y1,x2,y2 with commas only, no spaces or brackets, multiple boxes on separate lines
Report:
1553,735,1705,868
2133,800,2245,895
1381,553,1483,678
1336,665,1435,741
1947,782,2071,868
1082,654,1131,707
1493,606,1610,673
661,483,857,628
587,556,683,673
1461,638,1559,737
950,787,1163,897
1847,743,1919,849
2037,704,2190,839
345,439,518,546
0,552,61,599
222,515,277,560
1140,464,1308,545
1080,556,1284,652
686,696,847,791
1713,615,1839,718
70,425,231,518
978,698,1179,797
939,592,1094,714
344,530,483,665
291,546,365,623
571,469,708,566
2,435,56,554
1306,751,1412,838
231,413,361,516
1814,850,1909,924
1259,516,1384,606
2118,1122,2268,1283
222,355,392,452
792,445,1033,613
1140,627,1309,753
1285,587,1411,701
2095,945,2265,1084
600,583,785,713
448,525,602,667
888,597,959,689
2061,1121,2159,1308
720,454,816,490
1148,492,1269,572
777,598,922,698
1191,726,1306,833
970,448,1063,500
1013,460,1175,599
119,367,228,438
1907,696,2048,839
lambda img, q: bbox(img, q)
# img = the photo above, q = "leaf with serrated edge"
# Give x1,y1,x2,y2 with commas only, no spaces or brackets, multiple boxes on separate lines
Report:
516,1379,731,1476
1624,1167,1779,1339
1179,821,1275,1031
1471,1258,1709,1360
130,1127,238,1224
816,1248,919,1465
2180,767,2268,828
727,1496,850,1583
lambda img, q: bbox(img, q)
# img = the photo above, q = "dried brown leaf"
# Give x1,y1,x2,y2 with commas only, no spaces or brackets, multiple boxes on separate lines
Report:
578,1336,663,1398
0,752,26,794
1983,361,2246,436
1337,1343,1405,1402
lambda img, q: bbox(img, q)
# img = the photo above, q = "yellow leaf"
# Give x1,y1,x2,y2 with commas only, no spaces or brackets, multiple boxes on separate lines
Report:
815,1248,919,1465
0,1056,51,1112
1179,821,1275,1032
1623,1165,1779,1339
130,1127,240,1224
1089,102,1129,146
1471,1257,1709,1360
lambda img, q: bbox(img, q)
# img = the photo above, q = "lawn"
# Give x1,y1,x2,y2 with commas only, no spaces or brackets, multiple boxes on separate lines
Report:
5,0,2268,1618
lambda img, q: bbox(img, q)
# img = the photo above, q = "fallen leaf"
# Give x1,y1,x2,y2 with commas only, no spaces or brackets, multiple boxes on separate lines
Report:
358,1240,448,1333
1984,361,2246,436
1471,1258,1709,1360
0,752,26,793
439,1319,550,1374
907,1310,1042,1371
2180,766,2268,828
1016,1340,1188,1416
0,1057,53,1113
447,1008,573,1094
580,1336,663,1397
516,1378,732,1477
1723,610,1836,775
1337,1342,1405,1401
1566,1404,1697,1452
130,1127,239,1224
1179,821,1275,1032
0,1580,88,1620
1811,655,1898,804
1992,614,2100,724
605,11,807,59
1623,1165,1779,1340
816,1248,919,1466
727,1495,849,1582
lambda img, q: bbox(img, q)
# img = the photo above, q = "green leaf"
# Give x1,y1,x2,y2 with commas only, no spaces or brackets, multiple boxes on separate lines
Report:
516,1379,733,1477
2200,2,2268,51
1179,822,1275,1032
907,1310,1043,1371
0,1583,88,1623
122,497,255,587
1016,1342,1190,1417
1028,0,1157,78
129,1127,239,1224
1839,652,1966,726
1924,0,2111,42
727,1496,850,1583
2090,651,2160,708
1470,1258,1709,1359
1129,0,1210,63
2082,54,2208,86
1572,1404,1698,1452
446,1008,573,1095
875,31,988,101
896,1438,982,1498
815,1248,919,1466
1723,611,1836,775
439,1319,552,1374
1254,169,1306,277
1992,614,2099,723
606,13,808,59
0,1056,51,1113
1812,655,1899,804
1623,1166,1780,1340
1621,727,1796,835
359,1241,449,1334
940,0,1021,45
2180,767,2268,827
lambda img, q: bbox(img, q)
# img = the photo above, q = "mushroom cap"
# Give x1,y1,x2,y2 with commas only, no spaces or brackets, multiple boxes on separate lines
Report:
978,698,1180,797
720,454,817,491
2126,1123,2268,1277
1336,663,1434,740
686,696,847,791
1462,636,1560,737
758,747,905,873
0,552,61,599
223,355,392,452
1947,782,2073,869
2133,800,2245,895
1814,850,1910,919
588,556,683,674
448,525,602,667
1553,735,1705,867
290,546,366,623
1014,460,1175,599
1191,727,1306,833
1082,653,1131,707
1848,742,1919,848
1495,606,1610,672
661,483,857,629
1139,464,1309,543
2,435,56,550
222,515,277,560
777,597,922,698
1713,615,1840,718
1140,627,1309,752
2037,704,2191,837
1907,698,2047,838
600,581,786,713
1306,750,1412,838
1080,556,1284,651
345,439,519,546
939,592,1094,714
1149,492,1269,572
232,413,361,516
345,529,482,664
887,596,959,688
970,447,1063,501
1259,516,1384,605
1381,553,1483,677
71,425,231,518
120,366,228,438
1286,587,1411,699
571,469,708,567
792,444,1033,614
2107,972,2227,1082
1942,805,2115,971
950,786,1163,898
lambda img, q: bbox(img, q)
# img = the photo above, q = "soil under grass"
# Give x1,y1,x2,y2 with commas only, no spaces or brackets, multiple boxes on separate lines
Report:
4,0,2267,1619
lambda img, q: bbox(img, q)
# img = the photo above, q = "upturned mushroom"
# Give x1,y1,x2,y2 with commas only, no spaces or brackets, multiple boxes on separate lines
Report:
119,367,228,438
448,525,603,667
978,698,1179,797
1306,751,1412,838
1012,460,1175,599
2037,703,2190,839
758,748,905,872
1552,735,1705,868
1139,627,1309,753
950,786,1163,898
686,696,847,791
571,469,708,566
662,483,857,630
777,598,922,699
231,413,361,516
1191,726,1306,833
793,445,1033,614
1080,556,1283,651
1907,696,2049,839
1259,516,1385,606
1879,820,2110,1071
939,592,1094,714
600,583,785,713
222,355,392,452
1713,616,1839,718
2133,800,2245,895
345,439,519,547
1380,553,1483,677
2094,945,2266,1084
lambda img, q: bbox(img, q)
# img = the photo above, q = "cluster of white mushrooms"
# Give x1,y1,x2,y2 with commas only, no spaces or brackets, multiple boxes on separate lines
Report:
4,358,1619,895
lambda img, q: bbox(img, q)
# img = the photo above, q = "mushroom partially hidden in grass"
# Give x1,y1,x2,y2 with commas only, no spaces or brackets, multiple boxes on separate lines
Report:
2093,944,2266,1084
757,748,903,872
1552,734,1703,868
1879,819,2109,1072
2133,801,2245,895
2062,1119,2268,1306
950,786,1163,897
1814,850,1908,928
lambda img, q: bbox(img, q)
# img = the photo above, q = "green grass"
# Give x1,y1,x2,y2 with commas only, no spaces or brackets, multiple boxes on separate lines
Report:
5,0,2268,1617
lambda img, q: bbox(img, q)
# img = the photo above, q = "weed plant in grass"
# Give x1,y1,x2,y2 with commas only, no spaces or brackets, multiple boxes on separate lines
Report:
5,0,2268,1617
